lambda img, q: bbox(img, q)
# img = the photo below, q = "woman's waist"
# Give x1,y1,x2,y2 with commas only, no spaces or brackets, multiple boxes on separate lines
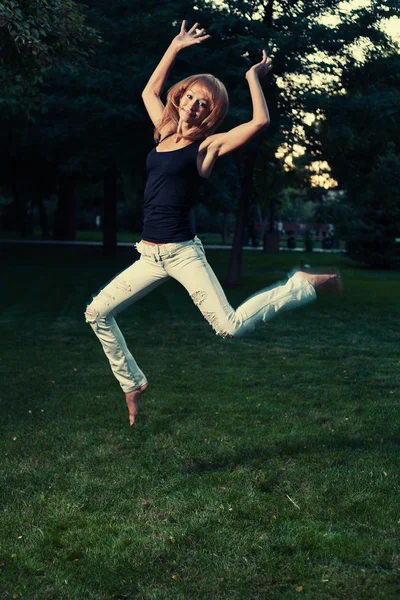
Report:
141,240,164,246
136,236,202,254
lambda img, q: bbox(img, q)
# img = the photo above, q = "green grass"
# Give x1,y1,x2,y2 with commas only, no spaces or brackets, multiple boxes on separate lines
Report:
1,246,399,599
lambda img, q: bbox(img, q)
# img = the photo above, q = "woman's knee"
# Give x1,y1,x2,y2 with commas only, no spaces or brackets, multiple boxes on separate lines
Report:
85,302,113,335
85,303,98,325
85,296,109,326
84,287,116,323
203,311,238,339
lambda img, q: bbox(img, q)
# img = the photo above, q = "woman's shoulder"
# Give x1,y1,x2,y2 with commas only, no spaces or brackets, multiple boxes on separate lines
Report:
198,133,222,154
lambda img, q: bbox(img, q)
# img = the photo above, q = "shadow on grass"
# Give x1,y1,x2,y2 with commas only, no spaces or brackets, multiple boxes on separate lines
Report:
182,433,398,476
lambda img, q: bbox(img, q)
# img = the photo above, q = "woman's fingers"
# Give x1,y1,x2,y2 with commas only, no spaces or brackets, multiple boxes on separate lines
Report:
196,29,208,38
178,20,210,44
196,34,211,44
188,22,200,34
261,50,272,70
262,50,271,64
248,51,272,78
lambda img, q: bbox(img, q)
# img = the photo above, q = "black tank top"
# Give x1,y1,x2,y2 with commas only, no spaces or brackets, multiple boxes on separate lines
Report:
142,134,204,243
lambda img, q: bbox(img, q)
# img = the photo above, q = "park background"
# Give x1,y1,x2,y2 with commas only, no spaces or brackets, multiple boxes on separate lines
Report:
1,0,399,599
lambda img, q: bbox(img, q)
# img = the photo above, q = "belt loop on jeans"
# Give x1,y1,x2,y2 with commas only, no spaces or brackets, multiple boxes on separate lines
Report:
154,245,162,263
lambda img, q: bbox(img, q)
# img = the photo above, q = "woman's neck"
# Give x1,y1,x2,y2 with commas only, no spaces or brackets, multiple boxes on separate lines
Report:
176,121,197,140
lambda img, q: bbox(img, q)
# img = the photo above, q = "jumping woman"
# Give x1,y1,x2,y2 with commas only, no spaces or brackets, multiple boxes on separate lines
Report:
85,20,341,426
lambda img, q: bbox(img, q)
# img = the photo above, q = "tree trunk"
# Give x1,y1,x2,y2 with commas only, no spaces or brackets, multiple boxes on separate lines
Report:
103,166,117,256
222,209,229,245
263,231,280,252
224,149,258,288
33,191,49,238
12,182,30,238
53,175,77,240
268,193,276,234
11,160,30,237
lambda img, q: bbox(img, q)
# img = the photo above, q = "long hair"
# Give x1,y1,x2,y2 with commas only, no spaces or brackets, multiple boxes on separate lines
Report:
154,74,229,143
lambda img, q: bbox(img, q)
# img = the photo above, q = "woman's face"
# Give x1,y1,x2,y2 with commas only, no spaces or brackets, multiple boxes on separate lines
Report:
179,83,211,125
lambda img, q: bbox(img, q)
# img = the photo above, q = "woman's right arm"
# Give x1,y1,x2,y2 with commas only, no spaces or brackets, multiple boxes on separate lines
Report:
141,20,210,127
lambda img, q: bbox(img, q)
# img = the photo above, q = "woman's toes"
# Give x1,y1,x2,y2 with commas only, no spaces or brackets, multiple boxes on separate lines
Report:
125,383,148,426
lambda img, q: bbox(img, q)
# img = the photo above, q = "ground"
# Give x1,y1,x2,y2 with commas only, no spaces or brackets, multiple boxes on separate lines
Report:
1,245,399,599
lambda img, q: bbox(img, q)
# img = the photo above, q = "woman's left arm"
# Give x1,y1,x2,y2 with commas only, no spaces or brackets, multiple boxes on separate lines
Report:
202,51,272,158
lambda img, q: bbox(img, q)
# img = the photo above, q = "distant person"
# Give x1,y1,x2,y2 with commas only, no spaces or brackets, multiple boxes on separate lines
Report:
85,21,341,425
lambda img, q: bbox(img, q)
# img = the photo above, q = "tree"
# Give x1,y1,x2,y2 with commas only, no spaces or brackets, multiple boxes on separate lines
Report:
0,0,101,116
305,53,400,267
0,0,100,238
228,0,399,283
2,0,398,264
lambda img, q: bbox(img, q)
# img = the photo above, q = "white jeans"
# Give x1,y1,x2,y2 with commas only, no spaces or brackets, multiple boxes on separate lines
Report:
85,236,316,393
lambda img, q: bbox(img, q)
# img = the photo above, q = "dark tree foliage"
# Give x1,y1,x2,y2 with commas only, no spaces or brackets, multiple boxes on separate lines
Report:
0,0,100,239
216,0,399,283
305,53,400,268
0,0,101,115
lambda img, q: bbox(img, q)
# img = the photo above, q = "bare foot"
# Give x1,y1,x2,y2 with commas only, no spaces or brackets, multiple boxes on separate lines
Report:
294,269,342,295
125,382,148,426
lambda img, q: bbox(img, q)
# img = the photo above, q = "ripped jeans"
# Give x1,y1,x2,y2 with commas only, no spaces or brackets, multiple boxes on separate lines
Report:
85,236,316,393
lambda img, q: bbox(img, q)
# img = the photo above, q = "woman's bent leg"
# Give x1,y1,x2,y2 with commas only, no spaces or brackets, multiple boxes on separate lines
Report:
85,256,168,392
166,241,316,338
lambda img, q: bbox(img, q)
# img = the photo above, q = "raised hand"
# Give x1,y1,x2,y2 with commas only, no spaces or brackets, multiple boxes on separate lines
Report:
171,20,211,52
245,50,273,80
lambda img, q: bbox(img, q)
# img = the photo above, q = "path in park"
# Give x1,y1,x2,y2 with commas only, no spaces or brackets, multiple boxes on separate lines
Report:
0,238,345,254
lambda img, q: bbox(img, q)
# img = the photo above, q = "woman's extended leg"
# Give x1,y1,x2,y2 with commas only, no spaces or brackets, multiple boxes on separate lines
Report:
166,240,318,338
85,254,168,401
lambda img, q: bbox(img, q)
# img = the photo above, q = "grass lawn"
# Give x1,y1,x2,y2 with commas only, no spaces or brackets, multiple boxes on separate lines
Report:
1,245,399,599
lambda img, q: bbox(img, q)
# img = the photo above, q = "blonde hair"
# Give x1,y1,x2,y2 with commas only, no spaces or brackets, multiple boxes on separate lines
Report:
154,74,229,143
